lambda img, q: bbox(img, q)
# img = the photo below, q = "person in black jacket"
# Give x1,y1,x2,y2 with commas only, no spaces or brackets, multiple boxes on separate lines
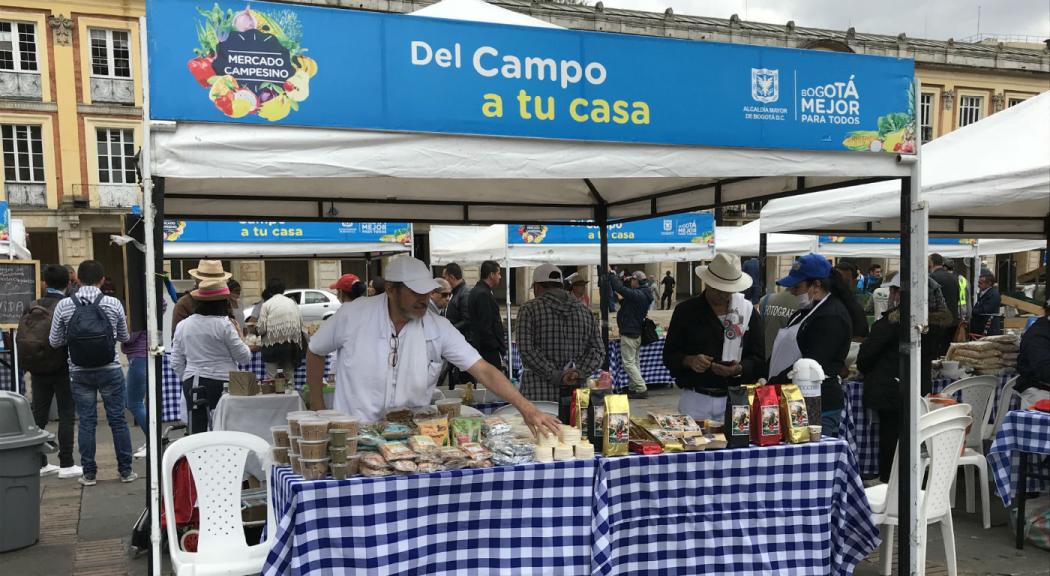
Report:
467,260,506,372
928,253,961,356
442,262,471,337
664,254,764,421
857,274,948,481
768,253,853,438
971,272,1002,336
834,261,871,340
607,268,653,398
1017,300,1050,407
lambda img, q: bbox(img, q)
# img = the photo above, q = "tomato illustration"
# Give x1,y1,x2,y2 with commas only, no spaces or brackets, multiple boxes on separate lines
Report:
187,55,216,88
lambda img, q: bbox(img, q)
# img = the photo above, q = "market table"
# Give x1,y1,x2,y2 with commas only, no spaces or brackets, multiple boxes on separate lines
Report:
264,459,596,576
842,373,1016,477
161,352,332,422
987,409,1050,548
591,439,878,576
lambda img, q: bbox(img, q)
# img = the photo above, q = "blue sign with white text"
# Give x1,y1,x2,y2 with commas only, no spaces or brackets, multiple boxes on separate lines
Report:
508,213,714,245
164,220,413,244
147,0,916,152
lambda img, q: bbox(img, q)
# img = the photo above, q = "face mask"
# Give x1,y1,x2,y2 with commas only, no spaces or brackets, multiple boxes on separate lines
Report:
797,292,812,308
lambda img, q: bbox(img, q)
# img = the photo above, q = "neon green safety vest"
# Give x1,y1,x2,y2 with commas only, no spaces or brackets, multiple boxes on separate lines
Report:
958,276,968,309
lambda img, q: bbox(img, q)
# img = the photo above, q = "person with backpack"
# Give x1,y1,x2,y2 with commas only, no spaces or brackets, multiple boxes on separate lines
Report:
18,265,81,479
49,260,134,486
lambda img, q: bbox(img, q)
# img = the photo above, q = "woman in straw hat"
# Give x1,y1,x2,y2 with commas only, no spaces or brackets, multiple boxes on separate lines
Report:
171,278,252,434
662,253,765,422
171,260,233,336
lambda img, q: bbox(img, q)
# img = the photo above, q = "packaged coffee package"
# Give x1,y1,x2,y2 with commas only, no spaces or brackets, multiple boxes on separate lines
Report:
778,384,811,444
571,388,591,431
750,384,782,446
724,386,751,449
602,394,630,456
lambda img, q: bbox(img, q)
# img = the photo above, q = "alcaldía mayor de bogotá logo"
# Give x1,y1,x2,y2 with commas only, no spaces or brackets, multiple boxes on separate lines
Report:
188,4,317,121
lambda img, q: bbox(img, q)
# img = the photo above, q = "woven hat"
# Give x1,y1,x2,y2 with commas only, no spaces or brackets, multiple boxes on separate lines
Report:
188,259,232,281
696,253,753,293
191,278,232,301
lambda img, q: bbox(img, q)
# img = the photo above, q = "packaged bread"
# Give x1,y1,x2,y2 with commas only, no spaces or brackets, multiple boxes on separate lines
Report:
360,466,393,477
416,416,450,447
439,447,467,461
390,459,419,474
378,442,416,461
409,435,440,454
458,442,492,462
417,462,446,473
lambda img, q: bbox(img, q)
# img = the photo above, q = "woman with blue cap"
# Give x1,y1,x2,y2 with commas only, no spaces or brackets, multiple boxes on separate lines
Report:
768,253,855,437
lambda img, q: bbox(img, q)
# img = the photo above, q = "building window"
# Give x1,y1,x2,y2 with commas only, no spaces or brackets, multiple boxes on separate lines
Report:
1,124,44,183
96,128,136,184
919,92,934,142
0,21,37,72
1008,97,1026,108
89,29,131,78
958,95,983,127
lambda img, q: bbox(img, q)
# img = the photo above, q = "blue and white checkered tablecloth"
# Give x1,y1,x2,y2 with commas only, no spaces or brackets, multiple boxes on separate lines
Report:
605,339,675,392
510,339,674,393
591,439,879,576
264,459,596,576
842,374,1016,477
161,352,332,422
988,410,1050,507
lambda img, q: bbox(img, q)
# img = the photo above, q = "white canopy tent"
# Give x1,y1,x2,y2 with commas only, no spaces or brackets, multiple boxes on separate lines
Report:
761,91,1050,240
429,224,714,267
139,1,931,572
716,221,817,257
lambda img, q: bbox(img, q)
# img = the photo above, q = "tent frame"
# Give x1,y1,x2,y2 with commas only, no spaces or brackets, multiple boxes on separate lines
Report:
138,14,928,576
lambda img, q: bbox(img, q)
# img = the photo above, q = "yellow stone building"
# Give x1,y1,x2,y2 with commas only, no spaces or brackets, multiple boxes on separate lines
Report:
0,0,143,300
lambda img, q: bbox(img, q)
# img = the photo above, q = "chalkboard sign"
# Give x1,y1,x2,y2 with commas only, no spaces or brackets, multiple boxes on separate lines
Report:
0,260,40,328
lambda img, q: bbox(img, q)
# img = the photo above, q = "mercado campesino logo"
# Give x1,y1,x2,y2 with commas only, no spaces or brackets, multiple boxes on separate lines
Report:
187,4,317,121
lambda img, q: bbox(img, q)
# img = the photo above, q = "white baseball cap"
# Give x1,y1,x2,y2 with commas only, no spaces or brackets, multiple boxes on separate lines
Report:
884,273,901,289
532,263,563,284
565,272,588,285
385,256,440,295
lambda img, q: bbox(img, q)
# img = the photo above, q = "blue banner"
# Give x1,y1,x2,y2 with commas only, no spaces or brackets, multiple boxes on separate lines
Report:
0,201,8,242
820,236,976,246
508,213,714,245
147,0,916,153
164,220,413,244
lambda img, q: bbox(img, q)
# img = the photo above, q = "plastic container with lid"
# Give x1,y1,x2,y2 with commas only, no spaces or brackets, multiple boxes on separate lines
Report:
299,457,330,481
330,463,349,480
299,419,330,441
271,425,290,447
0,392,56,552
298,439,329,459
289,436,301,454
329,447,347,464
289,453,302,475
325,416,359,436
286,411,318,437
272,446,290,465
345,454,362,476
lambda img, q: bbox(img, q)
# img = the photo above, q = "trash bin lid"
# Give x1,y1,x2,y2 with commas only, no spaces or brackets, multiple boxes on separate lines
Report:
0,391,50,450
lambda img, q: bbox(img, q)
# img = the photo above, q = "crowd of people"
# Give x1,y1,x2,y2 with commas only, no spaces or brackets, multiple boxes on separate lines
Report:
26,251,1046,488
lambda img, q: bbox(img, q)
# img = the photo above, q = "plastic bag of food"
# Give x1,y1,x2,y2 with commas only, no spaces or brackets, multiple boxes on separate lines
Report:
450,417,484,446
378,442,416,461
416,416,450,447
391,460,419,474
409,435,439,454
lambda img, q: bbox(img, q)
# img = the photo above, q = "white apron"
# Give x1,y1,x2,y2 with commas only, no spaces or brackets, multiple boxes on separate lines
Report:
768,295,828,379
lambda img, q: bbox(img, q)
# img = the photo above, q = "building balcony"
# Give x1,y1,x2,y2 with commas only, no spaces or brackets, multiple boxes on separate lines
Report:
5,182,47,206
71,183,140,209
90,77,134,105
0,71,42,100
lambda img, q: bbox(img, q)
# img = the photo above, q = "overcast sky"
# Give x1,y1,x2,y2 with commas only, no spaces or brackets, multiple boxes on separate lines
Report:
599,0,1050,42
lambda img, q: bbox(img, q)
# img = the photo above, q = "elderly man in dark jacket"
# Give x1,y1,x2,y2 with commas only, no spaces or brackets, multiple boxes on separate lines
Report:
971,272,1002,336
1017,300,1050,407
467,260,506,372
607,269,653,398
664,254,765,421
443,262,471,336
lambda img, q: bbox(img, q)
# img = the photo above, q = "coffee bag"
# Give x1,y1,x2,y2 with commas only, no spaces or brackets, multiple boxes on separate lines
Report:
602,394,630,456
750,384,782,446
725,386,751,449
778,384,811,444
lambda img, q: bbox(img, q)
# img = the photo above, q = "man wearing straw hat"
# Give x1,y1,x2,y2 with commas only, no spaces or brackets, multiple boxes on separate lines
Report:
663,253,765,422
170,260,233,336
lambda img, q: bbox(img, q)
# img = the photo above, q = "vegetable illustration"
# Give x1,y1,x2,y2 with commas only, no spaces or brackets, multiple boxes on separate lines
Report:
188,4,314,121
841,84,916,154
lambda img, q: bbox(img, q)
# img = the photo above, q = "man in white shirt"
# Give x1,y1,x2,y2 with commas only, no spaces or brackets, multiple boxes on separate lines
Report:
306,256,561,438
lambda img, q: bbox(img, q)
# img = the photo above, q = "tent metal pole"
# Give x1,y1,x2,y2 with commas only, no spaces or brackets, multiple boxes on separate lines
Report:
758,233,768,295
1045,216,1049,298
137,17,163,576
598,202,610,367
505,261,512,381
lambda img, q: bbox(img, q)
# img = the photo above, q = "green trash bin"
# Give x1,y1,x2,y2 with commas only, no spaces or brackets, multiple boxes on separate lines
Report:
0,391,56,552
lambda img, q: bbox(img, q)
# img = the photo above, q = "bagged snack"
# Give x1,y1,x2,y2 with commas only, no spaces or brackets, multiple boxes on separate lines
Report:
650,413,678,430
778,384,811,444
412,406,441,419
458,442,493,462
416,451,445,465
672,414,702,435
450,417,484,446
416,416,450,447
409,435,440,454
360,452,387,469
602,394,630,456
384,408,415,426
381,422,414,441
570,388,591,431
469,459,493,469
750,384,782,446
649,429,684,452
417,462,446,473
391,460,419,474
629,440,663,455
482,417,512,438
378,442,416,461
360,466,393,477
724,386,751,449
682,436,710,451
704,433,727,450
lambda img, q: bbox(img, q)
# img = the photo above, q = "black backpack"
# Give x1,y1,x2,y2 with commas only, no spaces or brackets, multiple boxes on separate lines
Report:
16,298,68,373
67,294,116,368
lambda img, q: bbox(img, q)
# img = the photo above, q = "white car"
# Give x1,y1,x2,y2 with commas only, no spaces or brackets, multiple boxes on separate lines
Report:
244,289,341,322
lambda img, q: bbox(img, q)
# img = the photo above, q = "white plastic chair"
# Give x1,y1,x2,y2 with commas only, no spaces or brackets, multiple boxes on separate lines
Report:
162,431,274,576
940,375,998,528
990,376,1021,439
491,401,559,418
865,404,972,576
